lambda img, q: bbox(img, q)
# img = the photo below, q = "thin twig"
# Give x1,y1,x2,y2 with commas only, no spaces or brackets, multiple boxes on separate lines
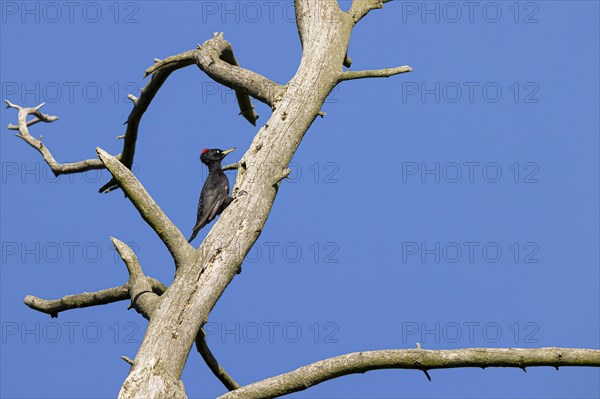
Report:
339,66,413,82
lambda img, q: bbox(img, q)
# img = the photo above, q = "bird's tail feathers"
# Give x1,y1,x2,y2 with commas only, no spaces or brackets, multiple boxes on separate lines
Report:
188,229,199,243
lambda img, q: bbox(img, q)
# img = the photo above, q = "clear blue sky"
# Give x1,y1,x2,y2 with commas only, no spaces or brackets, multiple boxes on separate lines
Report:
1,1,599,398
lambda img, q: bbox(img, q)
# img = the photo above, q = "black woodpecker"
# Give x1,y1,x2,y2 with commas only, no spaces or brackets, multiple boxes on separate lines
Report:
188,147,236,243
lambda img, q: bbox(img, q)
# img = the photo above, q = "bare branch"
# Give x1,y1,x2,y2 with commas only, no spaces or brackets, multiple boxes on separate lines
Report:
96,148,194,267
5,45,194,194
223,162,239,171
196,38,262,124
4,100,111,175
119,7,356,397
218,348,600,399
99,56,197,193
8,116,49,130
339,66,413,81
24,278,166,319
195,328,241,391
143,50,197,78
348,0,392,23
6,34,283,195
127,94,139,105
121,356,135,366
111,237,160,319
148,33,285,123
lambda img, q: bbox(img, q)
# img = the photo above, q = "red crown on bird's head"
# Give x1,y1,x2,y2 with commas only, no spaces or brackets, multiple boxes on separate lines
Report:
201,148,209,154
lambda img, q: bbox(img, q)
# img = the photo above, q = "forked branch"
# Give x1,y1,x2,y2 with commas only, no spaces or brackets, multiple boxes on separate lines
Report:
24,278,166,319
348,0,393,23
219,347,600,399
96,148,194,267
4,49,195,194
4,100,110,174
14,1,593,399
98,55,202,193
147,33,284,120
5,33,279,194
111,237,160,319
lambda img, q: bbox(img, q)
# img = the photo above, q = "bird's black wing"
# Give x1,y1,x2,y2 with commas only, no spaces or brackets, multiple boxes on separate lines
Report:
188,172,230,242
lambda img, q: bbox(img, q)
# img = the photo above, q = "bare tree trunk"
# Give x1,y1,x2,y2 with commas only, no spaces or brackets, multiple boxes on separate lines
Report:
6,1,598,398
118,2,353,397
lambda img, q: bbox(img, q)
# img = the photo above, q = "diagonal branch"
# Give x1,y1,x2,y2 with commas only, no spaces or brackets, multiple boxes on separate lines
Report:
218,347,600,399
99,56,199,193
147,33,284,123
5,47,196,193
348,0,392,24
119,7,354,397
24,278,167,319
195,328,241,391
339,66,413,81
6,34,283,195
111,237,160,320
4,100,111,174
96,148,194,267
143,51,197,79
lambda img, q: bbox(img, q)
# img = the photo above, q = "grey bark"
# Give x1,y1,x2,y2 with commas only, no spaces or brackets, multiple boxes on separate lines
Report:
195,329,241,391
24,278,166,318
5,1,599,398
118,2,357,396
110,238,161,320
218,347,600,399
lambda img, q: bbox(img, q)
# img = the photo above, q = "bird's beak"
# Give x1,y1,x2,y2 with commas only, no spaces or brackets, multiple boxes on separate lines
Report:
222,148,236,156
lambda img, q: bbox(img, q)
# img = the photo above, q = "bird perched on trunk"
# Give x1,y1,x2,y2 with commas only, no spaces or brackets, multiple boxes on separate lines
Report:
188,148,236,243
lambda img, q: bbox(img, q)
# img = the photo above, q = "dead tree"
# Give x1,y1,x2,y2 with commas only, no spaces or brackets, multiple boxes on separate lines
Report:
5,1,599,398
